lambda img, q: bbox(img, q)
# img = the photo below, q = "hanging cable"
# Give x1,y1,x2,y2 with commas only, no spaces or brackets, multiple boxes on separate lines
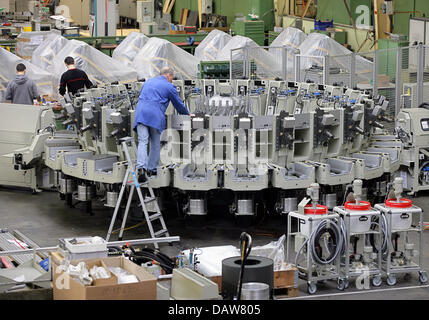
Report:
235,232,252,300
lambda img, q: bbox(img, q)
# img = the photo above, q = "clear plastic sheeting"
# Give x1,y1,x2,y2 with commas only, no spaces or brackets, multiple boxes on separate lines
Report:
194,29,232,61
251,235,286,271
298,33,373,83
0,47,53,101
52,40,138,98
133,37,200,80
216,35,258,61
31,34,69,73
183,246,240,277
269,27,307,76
15,30,61,60
270,27,307,50
218,36,282,79
112,31,149,67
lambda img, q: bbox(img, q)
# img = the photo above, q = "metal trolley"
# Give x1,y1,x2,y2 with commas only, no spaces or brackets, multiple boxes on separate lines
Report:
286,183,345,294
374,178,428,285
333,180,383,289
334,205,383,289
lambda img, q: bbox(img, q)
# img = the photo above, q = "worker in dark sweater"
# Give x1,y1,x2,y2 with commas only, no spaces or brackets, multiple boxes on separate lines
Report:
5,63,39,105
59,56,93,96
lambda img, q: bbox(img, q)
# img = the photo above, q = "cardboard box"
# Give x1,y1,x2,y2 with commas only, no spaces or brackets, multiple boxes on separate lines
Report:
52,256,157,300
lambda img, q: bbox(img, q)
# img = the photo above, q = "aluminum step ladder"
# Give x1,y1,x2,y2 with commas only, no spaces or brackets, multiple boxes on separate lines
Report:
106,137,170,249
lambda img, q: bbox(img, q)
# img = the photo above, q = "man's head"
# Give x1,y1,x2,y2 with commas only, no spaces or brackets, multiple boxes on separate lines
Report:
64,56,75,69
160,66,175,83
16,63,26,75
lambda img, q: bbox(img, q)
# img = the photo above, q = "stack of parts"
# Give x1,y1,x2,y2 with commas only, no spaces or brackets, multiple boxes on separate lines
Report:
133,37,200,80
194,29,232,61
112,32,150,68
0,47,53,101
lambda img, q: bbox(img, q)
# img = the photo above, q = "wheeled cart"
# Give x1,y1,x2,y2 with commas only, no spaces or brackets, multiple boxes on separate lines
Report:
374,178,427,285
286,183,345,294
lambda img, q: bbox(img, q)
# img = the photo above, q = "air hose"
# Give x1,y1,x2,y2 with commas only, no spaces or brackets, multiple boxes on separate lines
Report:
235,232,252,300
294,218,344,275
127,246,176,274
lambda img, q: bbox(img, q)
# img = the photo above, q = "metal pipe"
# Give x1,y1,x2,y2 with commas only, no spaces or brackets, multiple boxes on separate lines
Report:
0,237,180,256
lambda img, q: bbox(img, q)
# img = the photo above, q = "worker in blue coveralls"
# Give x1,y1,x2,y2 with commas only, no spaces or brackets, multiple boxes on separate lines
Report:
134,67,190,182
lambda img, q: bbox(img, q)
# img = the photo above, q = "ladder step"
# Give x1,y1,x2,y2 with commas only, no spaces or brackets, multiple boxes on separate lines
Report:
148,213,162,221
154,229,168,237
144,197,156,204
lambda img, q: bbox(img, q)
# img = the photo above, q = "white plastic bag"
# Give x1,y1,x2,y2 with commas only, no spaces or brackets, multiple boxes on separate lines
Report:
108,267,139,284
251,235,286,271
89,266,110,279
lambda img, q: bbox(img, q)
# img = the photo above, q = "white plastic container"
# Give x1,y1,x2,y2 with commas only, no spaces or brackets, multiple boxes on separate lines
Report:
334,201,379,234
299,204,329,237
375,198,421,231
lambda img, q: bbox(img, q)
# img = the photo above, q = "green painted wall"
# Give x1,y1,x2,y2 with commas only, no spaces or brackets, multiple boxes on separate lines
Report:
171,0,273,30
316,0,372,26
316,0,351,25
172,0,247,26
393,0,429,37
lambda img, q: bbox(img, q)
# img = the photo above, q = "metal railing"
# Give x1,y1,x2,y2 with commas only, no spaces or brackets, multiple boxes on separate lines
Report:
230,43,429,132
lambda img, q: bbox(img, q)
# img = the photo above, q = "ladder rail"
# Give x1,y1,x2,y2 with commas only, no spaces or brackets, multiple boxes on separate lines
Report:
106,137,171,248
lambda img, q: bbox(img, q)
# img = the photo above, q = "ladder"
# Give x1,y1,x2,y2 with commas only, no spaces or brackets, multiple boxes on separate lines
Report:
106,137,170,249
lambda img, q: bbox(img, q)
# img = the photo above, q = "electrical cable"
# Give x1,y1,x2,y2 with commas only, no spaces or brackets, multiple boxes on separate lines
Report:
294,218,344,276
127,246,175,274
235,232,252,300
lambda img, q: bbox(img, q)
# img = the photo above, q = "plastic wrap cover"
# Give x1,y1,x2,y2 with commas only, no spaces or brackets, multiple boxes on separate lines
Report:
0,47,53,101
270,27,307,49
112,32,149,67
194,29,232,61
52,40,138,98
215,35,258,61
299,33,373,81
133,37,200,80
16,30,61,60
269,27,307,75
31,34,70,73
216,35,282,79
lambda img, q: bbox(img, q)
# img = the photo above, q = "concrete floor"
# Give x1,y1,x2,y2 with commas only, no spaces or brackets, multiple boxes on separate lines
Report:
0,186,428,300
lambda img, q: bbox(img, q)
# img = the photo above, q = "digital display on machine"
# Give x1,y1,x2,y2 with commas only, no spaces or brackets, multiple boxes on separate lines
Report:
421,118,429,131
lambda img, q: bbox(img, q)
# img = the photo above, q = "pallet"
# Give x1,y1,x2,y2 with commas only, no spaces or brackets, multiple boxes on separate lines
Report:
273,286,299,298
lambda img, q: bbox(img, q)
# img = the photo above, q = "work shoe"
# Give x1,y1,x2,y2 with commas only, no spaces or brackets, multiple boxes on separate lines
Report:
138,168,147,183
148,169,157,177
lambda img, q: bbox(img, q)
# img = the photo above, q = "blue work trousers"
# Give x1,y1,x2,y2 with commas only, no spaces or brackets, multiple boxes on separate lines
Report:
136,124,161,171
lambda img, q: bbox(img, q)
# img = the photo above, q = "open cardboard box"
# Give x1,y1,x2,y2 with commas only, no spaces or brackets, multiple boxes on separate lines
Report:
52,256,157,300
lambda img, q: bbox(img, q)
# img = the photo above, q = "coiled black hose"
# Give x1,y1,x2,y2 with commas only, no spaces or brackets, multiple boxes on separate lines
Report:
127,246,176,274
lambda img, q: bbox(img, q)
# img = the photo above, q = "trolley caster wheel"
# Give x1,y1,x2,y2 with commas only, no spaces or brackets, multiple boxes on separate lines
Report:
372,275,382,287
307,282,317,295
344,279,349,289
337,278,346,291
419,271,428,284
386,274,397,286
404,273,412,281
